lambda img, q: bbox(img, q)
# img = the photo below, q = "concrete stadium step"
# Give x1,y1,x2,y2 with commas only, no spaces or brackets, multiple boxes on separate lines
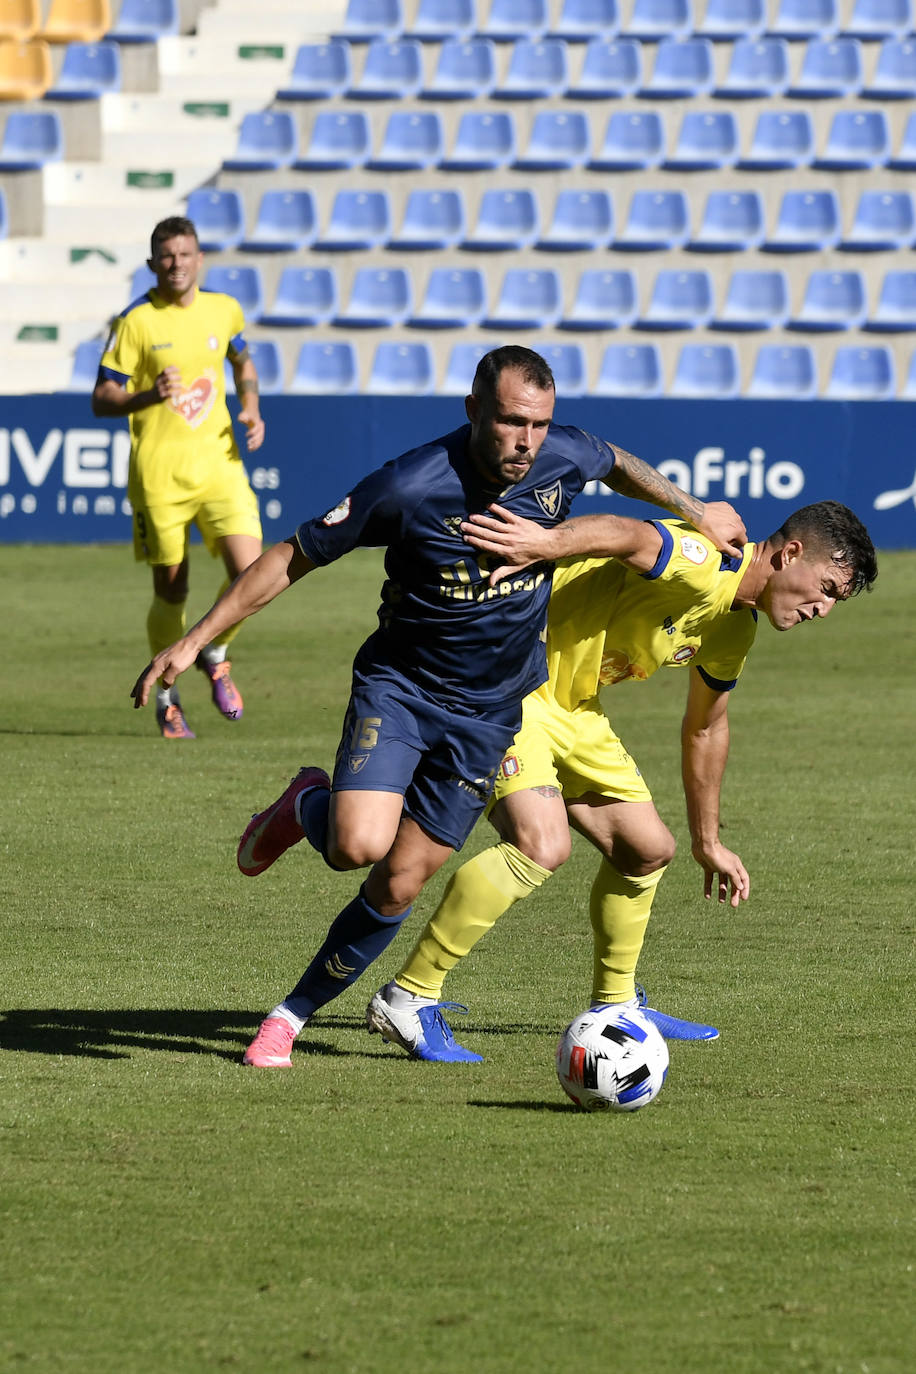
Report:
41,162,214,241
156,36,297,99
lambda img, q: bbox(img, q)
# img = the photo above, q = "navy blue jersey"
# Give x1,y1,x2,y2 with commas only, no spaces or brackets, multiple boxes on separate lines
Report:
296,422,615,709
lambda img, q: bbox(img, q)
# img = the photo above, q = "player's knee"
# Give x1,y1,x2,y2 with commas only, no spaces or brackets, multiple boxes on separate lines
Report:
613,828,676,877
326,835,389,871
510,824,571,872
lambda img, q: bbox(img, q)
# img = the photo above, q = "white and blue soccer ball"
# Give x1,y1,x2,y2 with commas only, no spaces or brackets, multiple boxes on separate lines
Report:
556,1004,669,1112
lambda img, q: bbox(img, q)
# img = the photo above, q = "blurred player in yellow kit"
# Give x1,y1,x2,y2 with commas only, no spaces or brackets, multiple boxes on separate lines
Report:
93,216,265,738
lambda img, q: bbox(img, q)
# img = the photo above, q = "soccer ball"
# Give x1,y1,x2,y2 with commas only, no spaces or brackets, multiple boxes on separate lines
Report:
556,1004,669,1112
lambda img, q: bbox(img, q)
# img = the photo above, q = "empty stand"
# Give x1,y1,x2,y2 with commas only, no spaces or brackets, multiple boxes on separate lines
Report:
888,110,916,168
441,110,515,169
688,190,766,251
203,265,264,321
715,35,790,96
560,267,638,329
336,0,404,43
840,191,916,252
747,344,818,397
864,271,916,330
240,190,318,252
186,187,245,251
276,42,352,100
334,266,412,328
665,109,739,170
738,109,814,168
845,0,913,39
411,0,475,43
636,268,715,329
555,0,620,41
389,188,466,250
461,187,539,250
368,340,435,393
481,267,563,329
421,37,497,98
0,0,41,41
566,36,642,96
368,109,444,170
242,339,283,394
710,269,790,329
513,109,591,170
589,110,665,170
613,189,690,251
108,0,178,43
0,36,52,98
350,38,423,99
0,109,62,168
594,343,663,395
480,0,549,42
787,269,868,330
408,266,487,327
45,39,120,97
670,342,740,397
260,267,338,326
536,188,614,251
289,341,358,393
763,189,841,252
696,0,766,41
862,37,916,98
442,340,494,393
538,342,588,395
295,110,370,169
495,37,570,98
826,346,896,398
316,189,392,251
41,0,110,43
641,37,715,97
222,111,297,170
786,37,864,97
768,0,838,39
628,0,694,41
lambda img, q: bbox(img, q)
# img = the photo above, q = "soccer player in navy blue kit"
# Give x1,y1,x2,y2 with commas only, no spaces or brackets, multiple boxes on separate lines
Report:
131,347,746,1068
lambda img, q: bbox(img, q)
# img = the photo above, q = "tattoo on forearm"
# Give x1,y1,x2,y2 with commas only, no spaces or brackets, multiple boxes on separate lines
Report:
612,447,704,525
238,379,259,396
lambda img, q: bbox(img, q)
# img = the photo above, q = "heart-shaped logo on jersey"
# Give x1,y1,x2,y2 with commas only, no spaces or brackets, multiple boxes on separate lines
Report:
171,370,218,429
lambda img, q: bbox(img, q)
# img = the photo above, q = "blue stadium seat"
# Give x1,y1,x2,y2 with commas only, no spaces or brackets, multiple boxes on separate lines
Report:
480,0,549,41
334,266,412,328
559,268,638,329
902,351,916,396
636,268,715,330
389,189,466,250
555,0,620,41
787,270,868,331
277,42,352,100
242,340,284,394
442,341,495,393
108,0,177,41
715,36,790,96
408,267,487,328
350,38,423,98
845,0,913,39
513,110,591,170
289,341,358,393
688,190,765,251
768,0,838,38
864,271,916,331
786,37,864,97
129,265,156,300
368,341,435,394
640,37,714,97
185,188,245,252
65,338,105,391
594,343,663,396
0,188,7,239
316,189,392,251
695,0,765,40
411,0,475,41
826,346,896,399
336,0,403,41
222,111,297,170
495,37,570,98
261,268,338,327
671,343,740,397
538,343,588,396
814,109,890,171
664,110,739,170
763,189,841,252
368,109,444,170
589,110,664,170
441,110,516,170
747,344,818,397
889,110,916,168
862,37,916,98
482,268,563,329
0,110,63,169
627,0,693,41
421,37,497,98
240,190,318,252
613,189,690,251
203,266,264,321
536,189,614,250
738,109,814,168
461,188,539,250
710,269,790,330
841,191,916,252
565,37,643,97
45,40,120,97
295,110,370,169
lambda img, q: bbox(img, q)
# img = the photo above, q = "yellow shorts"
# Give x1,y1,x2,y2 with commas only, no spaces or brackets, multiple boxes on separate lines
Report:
493,687,652,806
130,459,261,566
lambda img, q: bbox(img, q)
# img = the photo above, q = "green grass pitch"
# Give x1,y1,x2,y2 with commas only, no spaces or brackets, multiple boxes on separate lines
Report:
1,542,913,1374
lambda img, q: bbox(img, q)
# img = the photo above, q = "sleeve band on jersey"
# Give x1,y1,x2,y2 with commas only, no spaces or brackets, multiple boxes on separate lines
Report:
697,665,738,693
642,520,674,581
99,364,130,385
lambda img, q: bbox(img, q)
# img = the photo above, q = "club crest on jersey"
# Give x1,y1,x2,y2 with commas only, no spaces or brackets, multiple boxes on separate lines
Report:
679,536,708,565
673,645,698,664
208,335,219,351
322,496,351,526
534,481,562,520
500,754,521,779
348,755,368,774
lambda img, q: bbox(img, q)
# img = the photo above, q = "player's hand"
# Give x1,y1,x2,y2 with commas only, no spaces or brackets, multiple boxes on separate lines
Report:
461,503,555,584
696,502,746,559
239,408,265,452
153,365,182,403
130,640,199,709
693,840,750,908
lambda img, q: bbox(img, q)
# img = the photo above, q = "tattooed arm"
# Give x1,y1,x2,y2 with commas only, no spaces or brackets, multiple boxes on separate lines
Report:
605,443,745,555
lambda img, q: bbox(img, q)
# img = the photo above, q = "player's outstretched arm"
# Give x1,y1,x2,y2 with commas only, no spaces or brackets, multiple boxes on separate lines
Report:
681,669,750,909
231,350,265,452
462,506,662,584
604,445,746,557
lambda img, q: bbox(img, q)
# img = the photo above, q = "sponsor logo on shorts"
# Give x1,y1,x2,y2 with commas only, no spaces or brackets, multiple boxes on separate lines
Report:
679,536,708,565
322,496,351,526
534,480,562,520
500,754,520,778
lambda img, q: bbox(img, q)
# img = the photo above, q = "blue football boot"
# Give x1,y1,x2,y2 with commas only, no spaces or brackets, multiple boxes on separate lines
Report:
367,984,482,1063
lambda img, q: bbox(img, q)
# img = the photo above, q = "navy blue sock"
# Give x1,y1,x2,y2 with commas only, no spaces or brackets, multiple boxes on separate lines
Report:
283,886,412,1021
297,784,331,858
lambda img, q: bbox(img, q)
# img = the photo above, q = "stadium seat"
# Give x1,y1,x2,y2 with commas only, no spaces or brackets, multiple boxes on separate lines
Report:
440,110,515,170
368,109,444,170
902,351,916,396
670,343,740,397
241,339,283,394
289,341,358,393
442,340,495,393
767,0,838,39
555,0,620,41
688,190,765,251
664,110,739,170
841,191,916,252
747,344,817,397
42,0,110,42
336,0,403,42
494,37,569,98
1,0,40,41
0,186,7,237
536,189,615,251
787,270,868,331
45,38,119,96
408,266,487,327
710,269,790,330
107,0,178,42
349,38,423,99
389,189,466,250
64,337,105,391
640,37,714,98
594,343,663,396
763,189,841,252
864,271,916,331
334,266,412,328
276,42,352,100
589,110,664,170
368,341,435,394
411,0,475,42
559,268,638,329
0,36,52,98
203,265,264,321
845,0,913,39
0,109,62,168
738,109,814,169
261,267,338,326
240,190,318,252
480,0,549,42
295,110,370,169
825,346,896,399
695,0,765,40
513,110,591,170
786,37,863,98
814,110,890,171
862,38,916,99
636,268,715,330
565,36,642,97
481,268,563,330
222,111,297,170
315,189,392,251
538,343,588,396
421,37,497,98
613,189,690,251
627,0,693,41
714,35,790,96
889,110,916,169
461,187,539,250
185,188,245,252
129,264,156,300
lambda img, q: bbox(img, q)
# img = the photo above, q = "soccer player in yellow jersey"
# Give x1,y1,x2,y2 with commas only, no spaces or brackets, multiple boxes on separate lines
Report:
367,500,877,1061
93,216,265,739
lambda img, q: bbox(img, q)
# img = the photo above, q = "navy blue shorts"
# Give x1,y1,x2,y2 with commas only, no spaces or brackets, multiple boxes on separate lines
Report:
331,662,522,851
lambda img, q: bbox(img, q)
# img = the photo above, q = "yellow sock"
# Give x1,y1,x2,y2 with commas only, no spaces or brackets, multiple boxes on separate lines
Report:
398,843,551,999
590,859,666,1005
147,595,186,659
210,577,240,651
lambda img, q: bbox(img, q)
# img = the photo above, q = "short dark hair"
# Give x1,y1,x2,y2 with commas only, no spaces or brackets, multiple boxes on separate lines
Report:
778,501,877,595
471,346,555,402
150,217,199,256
